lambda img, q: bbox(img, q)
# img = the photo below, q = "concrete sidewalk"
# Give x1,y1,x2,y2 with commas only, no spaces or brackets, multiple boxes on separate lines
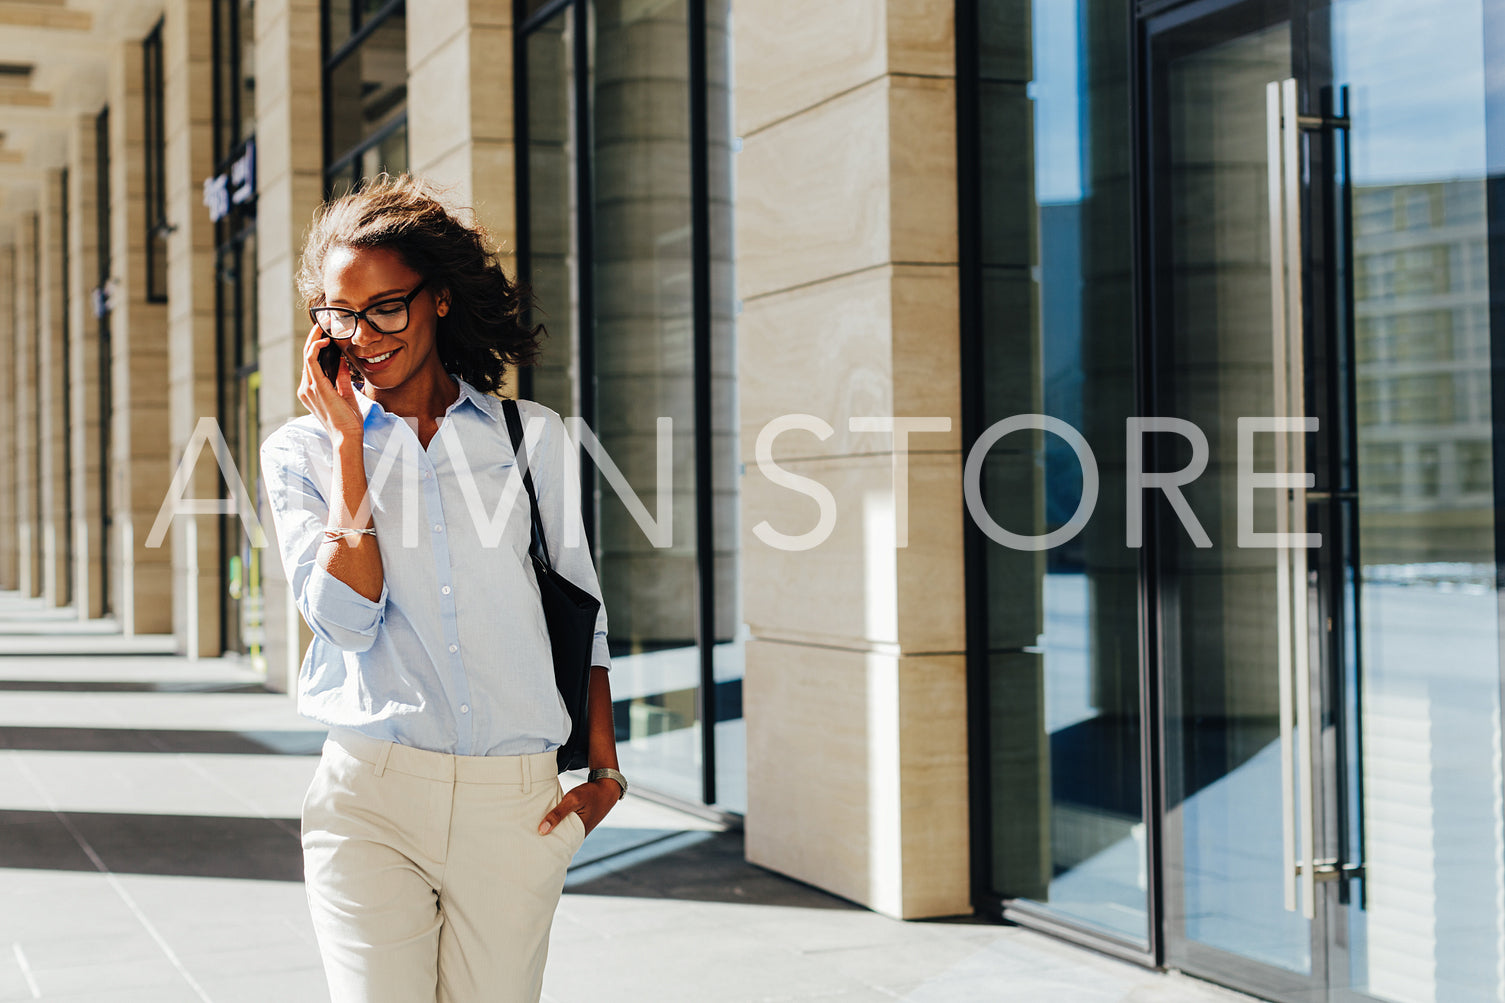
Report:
0,591,1255,1002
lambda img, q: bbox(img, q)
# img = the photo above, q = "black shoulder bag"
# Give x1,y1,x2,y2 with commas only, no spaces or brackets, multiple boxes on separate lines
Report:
502,399,600,773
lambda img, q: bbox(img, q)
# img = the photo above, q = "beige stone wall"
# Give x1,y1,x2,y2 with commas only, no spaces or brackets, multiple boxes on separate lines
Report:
37,170,71,608
163,0,225,657
108,40,173,635
254,0,323,691
14,214,40,599
735,0,970,919
68,113,107,620
0,245,15,592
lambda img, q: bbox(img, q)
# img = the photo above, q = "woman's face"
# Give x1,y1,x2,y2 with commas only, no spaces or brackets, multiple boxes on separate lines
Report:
321,244,446,391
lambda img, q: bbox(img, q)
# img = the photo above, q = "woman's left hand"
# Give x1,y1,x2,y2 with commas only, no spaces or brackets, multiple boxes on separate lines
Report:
539,777,620,838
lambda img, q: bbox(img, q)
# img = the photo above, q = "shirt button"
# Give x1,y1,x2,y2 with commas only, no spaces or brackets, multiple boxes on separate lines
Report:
433,523,443,533
423,471,432,479
460,704,470,714
441,585,451,595
448,643,458,653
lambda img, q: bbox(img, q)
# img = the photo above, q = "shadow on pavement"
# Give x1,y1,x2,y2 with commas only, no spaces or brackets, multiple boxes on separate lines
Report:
0,680,273,693
566,827,859,911
0,726,325,755
0,809,304,880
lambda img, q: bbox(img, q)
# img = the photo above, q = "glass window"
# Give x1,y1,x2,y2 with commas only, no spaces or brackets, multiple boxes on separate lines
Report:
142,21,167,303
519,0,743,811
966,0,1146,945
324,1,407,192
1332,2,1503,997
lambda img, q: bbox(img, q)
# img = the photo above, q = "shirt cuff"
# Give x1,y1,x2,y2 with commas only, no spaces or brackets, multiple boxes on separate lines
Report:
591,633,611,671
305,562,388,640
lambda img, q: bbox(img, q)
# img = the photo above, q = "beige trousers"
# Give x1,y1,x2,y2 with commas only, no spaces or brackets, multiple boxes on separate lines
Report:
302,729,586,1003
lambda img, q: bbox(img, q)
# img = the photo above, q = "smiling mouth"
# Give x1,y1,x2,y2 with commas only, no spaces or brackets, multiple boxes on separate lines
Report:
357,348,399,366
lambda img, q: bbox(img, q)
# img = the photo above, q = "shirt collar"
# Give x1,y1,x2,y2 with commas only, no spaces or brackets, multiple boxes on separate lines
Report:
352,376,505,427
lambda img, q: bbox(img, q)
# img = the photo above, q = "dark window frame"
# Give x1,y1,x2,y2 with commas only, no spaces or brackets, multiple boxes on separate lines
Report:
211,0,261,657
95,105,112,615
212,0,258,243
321,0,409,195
60,167,74,604
142,19,168,303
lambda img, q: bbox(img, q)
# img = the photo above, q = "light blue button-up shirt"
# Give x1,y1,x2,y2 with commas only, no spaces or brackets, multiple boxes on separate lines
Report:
259,379,610,757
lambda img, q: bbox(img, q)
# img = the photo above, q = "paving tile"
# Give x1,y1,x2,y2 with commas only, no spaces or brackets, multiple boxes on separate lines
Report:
194,966,331,1003
0,950,39,1003
30,986,205,1003
28,955,192,998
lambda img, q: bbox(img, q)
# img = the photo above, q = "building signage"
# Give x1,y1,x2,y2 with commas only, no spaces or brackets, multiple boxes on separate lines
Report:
202,138,256,223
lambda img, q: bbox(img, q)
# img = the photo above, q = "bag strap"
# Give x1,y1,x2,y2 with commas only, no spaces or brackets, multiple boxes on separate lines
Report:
502,398,552,569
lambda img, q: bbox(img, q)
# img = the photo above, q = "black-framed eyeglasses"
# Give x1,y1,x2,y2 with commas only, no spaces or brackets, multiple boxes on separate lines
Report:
310,278,429,339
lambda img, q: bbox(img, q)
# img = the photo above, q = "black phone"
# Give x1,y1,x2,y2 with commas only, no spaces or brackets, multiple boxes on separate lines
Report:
319,343,343,383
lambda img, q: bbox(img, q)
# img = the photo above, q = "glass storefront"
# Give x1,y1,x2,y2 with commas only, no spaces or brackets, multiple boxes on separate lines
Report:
322,0,407,195
964,1,1505,998
964,0,1147,948
518,0,744,811
213,0,263,668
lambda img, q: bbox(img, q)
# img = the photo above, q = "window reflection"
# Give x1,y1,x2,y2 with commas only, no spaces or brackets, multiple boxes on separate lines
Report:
975,0,1146,943
323,0,406,193
1332,1,1504,996
326,11,407,164
521,0,743,809
589,0,702,804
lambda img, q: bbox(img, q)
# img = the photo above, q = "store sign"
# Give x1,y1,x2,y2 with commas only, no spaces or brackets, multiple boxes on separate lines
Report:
203,139,256,223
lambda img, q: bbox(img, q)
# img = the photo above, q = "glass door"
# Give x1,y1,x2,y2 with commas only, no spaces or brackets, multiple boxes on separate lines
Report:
1146,1,1504,1001
1146,3,1327,998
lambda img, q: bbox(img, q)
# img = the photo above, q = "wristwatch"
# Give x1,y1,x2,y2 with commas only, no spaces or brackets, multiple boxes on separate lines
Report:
588,767,628,800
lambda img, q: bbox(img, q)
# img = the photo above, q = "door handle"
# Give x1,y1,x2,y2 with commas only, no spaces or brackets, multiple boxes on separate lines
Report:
1268,77,1317,920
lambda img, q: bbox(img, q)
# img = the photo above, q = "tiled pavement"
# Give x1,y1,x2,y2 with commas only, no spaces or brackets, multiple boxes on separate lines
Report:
0,591,1258,1002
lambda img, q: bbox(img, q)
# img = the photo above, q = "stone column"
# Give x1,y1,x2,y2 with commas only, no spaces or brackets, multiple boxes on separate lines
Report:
163,0,224,657
37,169,71,607
255,0,323,691
735,0,969,919
14,215,40,599
108,41,173,634
68,113,107,620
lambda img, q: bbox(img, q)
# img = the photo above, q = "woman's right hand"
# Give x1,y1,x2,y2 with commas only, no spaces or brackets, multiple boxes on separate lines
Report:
299,323,364,444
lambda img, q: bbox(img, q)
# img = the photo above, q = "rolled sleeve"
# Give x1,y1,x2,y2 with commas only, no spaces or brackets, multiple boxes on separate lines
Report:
302,563,389,652
260,425,389,654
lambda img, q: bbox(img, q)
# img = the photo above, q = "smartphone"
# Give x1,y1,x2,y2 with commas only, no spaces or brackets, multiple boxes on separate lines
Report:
319,343,343,383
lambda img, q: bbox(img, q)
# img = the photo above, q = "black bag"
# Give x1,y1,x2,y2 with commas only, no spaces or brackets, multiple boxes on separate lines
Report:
503,399,600,773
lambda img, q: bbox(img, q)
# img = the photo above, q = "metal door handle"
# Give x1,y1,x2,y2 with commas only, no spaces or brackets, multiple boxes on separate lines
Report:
1267,77,1316,920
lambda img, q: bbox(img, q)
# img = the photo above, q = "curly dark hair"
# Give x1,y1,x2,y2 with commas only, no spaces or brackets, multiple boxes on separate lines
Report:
297,174,542,393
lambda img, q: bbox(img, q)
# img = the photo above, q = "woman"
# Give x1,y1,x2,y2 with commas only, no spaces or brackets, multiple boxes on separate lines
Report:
259,174,624,1003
